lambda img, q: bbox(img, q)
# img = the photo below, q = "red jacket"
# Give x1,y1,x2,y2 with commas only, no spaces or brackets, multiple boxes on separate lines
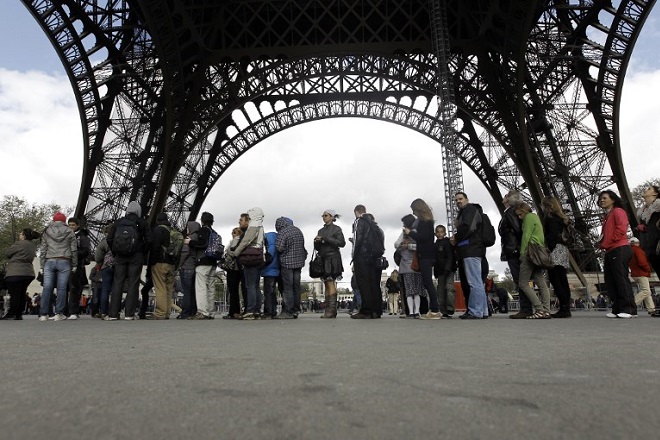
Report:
630,244,651,277
599,207,629,252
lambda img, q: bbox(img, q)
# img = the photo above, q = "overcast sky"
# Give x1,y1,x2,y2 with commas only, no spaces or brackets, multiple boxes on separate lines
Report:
1,3,659,281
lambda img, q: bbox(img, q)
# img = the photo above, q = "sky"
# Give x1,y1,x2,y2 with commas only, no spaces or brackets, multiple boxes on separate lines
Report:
1,2,659,281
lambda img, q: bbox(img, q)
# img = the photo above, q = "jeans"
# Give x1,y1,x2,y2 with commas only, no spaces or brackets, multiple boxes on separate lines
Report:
40,259,71,316
179,268,196,317
463,257,487,317
100,266,114,315
263,276,279,317
243,266,262,314
280,267,301,314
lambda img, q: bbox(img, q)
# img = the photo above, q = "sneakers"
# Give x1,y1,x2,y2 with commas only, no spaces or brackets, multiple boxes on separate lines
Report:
68,314,79,320
441,313,453,319
38,315,48,322
242,313,256,320
124,316,135,320
53,314,67,321
616,313,633,319
420,311,442,320
104,315,119,321
188,313,213,320
275,312,295,320
606,313,618,318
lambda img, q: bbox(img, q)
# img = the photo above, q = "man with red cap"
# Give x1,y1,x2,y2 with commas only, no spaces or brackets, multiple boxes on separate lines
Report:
38,212,77,321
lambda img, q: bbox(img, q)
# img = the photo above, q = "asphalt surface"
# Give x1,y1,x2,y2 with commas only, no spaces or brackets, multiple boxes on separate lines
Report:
1,311,659,440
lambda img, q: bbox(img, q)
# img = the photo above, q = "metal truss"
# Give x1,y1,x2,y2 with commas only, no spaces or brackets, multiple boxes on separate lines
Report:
21,0,655,273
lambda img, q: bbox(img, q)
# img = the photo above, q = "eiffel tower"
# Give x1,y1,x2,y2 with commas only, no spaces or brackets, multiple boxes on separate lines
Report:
21,0,655,271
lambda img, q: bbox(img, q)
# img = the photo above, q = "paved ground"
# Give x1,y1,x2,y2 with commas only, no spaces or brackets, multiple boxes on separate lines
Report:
1,311,659,440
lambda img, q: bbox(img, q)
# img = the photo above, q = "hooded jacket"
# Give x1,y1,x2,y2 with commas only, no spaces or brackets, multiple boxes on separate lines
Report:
39,221,78,268
260,231,280,277
275,216,307,269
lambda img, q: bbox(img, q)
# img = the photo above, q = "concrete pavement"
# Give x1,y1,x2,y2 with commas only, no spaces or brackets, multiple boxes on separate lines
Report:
1,311,659,439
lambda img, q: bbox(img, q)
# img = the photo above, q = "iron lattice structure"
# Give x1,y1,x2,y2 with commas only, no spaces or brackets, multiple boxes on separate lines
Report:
21,0,655,270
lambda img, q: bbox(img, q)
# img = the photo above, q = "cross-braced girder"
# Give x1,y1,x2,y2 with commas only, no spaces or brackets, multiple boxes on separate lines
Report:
21,0,656,274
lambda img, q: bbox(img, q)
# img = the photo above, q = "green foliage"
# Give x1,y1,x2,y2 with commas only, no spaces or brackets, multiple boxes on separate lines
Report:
630,178,660,208
498,267,517,293
0,195,70,264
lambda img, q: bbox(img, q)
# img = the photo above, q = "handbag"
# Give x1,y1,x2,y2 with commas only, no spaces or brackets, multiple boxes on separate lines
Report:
238,246,265,267
309,250,324,278
411,251,420,272
526,243,554,269
376,256,389,271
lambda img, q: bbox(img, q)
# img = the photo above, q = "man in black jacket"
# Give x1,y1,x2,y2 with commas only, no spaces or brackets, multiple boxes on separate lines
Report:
453,192,488,319
187,211,217,319
67,217,91,320
106,201,151,320
350,205,384,319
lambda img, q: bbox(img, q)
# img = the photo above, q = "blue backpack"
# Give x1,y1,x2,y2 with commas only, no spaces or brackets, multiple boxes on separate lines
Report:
204,228,224,261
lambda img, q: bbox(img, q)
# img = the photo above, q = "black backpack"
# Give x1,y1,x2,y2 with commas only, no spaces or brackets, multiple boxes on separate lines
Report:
112,217,141,256
362,216,385,258
480,213,497,247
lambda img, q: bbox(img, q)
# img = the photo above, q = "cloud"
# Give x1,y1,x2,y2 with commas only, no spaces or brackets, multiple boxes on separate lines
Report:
0,68,82,204
619,69,660,189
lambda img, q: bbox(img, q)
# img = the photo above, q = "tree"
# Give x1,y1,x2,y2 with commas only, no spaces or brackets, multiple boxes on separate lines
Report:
630,178,660,208
498,267,516,294
0,195,71,263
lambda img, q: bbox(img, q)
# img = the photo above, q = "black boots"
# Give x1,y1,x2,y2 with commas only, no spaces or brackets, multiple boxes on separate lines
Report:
321,294,338,318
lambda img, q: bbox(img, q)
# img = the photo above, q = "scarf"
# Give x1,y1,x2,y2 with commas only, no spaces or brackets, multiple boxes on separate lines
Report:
637,198,660,224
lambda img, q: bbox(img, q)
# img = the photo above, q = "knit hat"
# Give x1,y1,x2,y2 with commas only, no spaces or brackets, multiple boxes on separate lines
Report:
630,237,640,244
53,212,66,222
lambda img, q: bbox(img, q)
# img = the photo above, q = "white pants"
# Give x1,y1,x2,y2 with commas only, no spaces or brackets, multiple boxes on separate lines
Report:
195,265,217,316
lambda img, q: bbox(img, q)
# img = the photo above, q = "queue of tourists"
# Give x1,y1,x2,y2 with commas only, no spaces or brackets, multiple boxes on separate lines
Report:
2,185,659,321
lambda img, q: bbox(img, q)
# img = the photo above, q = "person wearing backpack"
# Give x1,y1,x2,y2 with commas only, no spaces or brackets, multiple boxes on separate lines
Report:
274,216,306,319
106,201,151,321
187,211,220,320
178,221,200,319
452,192,488,319
350,204,384,319
148,213,181,319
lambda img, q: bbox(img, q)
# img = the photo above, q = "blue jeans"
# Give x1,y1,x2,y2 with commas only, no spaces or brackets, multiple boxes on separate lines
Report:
100,266,114,315
281,267,301,314
243,266,262,314
463,257,487,317
40,259,71,315
179,268,196,317
262,276,279,317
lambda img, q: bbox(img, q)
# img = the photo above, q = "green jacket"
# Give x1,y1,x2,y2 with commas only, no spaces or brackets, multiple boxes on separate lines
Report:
520,212,545,256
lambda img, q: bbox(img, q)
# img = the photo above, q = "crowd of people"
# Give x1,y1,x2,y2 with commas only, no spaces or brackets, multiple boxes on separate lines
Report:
2,185,660,321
